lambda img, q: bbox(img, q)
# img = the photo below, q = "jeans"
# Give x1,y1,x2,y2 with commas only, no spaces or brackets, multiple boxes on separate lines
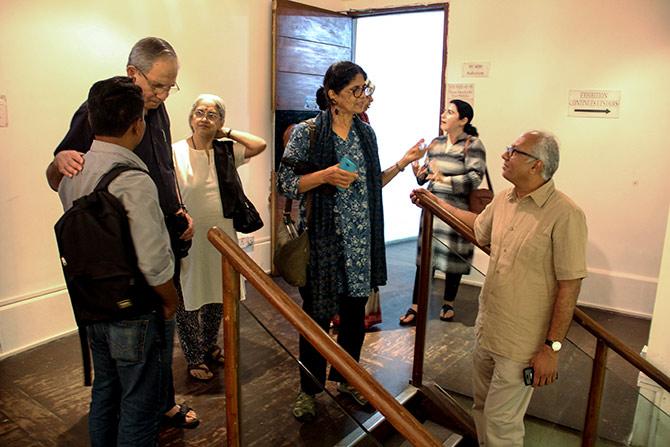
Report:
87,313,175,447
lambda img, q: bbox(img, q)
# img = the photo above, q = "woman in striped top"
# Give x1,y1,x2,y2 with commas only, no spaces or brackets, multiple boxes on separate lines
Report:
400,100,487,325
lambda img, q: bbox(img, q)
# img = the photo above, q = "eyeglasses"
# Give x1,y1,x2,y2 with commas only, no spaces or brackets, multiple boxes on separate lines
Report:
193,109,221,121
505,145,541,161
136,69,179,95
350,80,376,98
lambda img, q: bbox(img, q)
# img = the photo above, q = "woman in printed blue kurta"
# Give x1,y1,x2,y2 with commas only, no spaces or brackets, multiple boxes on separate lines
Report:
399,100,487,326
278,61,425,422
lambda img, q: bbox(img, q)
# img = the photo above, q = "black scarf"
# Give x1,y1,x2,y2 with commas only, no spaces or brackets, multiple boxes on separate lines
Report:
295,110,387,319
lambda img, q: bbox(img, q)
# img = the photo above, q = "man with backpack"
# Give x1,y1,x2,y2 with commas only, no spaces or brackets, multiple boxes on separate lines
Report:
57,76,178,446
46,37,199,429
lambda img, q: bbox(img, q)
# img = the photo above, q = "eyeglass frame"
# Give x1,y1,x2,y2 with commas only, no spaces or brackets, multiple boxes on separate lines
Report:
193,108,221,121
135,68,180,95
505,145,541,161
349,80,375,98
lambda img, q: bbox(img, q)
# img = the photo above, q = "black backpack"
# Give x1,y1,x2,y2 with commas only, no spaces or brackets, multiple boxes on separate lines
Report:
54,165,161,384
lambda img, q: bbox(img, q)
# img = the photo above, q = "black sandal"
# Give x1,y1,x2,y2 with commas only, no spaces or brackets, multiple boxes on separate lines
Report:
206,345,225,366
440,304,455,322
399,308,417,326
162,403,200,429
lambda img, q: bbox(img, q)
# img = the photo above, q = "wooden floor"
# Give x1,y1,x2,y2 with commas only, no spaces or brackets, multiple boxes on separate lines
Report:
0,241,652,446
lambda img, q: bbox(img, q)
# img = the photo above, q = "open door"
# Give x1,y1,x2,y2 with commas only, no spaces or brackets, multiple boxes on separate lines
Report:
271,1,449,272
271,0,354,273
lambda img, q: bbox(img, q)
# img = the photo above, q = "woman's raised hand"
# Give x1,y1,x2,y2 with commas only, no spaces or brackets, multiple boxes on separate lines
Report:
403,139,427,165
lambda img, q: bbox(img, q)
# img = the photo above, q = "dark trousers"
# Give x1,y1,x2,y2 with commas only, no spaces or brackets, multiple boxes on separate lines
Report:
162,258,184,414
298,287,368,396
411,267,462,305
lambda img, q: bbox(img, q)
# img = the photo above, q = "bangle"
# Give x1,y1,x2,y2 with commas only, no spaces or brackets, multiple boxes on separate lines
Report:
226,128,233,138
395,162,405,172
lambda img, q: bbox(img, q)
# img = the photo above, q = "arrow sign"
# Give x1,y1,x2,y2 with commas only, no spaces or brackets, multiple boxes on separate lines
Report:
574,108,611,114
568,90,620,119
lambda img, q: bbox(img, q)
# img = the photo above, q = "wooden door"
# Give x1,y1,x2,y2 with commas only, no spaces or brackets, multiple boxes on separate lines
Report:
271,0,354,273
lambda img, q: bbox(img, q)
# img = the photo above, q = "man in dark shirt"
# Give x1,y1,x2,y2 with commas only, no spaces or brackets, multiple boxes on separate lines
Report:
46,37,198,429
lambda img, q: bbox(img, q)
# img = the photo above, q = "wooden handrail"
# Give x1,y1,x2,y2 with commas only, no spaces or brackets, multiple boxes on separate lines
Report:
208,227,442,447
571,308,670,393
411,188,670,394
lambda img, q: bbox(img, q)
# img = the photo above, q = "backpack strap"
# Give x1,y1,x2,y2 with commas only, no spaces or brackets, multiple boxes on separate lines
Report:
78,326,93,386
95,165,149,192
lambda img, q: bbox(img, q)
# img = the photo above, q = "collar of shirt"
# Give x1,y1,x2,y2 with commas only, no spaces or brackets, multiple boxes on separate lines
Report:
507,178,556,207
89,140,150,171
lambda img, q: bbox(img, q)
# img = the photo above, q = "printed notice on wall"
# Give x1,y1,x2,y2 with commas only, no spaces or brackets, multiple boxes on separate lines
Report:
462,62,490,78
447,83,475,107
0,95,7,127
568,90,620,118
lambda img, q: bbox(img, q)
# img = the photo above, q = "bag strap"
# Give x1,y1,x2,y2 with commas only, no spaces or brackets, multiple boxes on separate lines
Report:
462,136,493,194
283,118,316,225
95,165,149,192
78,326,93,386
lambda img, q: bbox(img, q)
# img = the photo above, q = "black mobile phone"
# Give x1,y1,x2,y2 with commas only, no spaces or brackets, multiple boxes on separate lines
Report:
523,367,534,386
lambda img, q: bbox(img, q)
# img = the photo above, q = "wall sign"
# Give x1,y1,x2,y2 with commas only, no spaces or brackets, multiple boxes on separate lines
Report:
568,90,620,118
462,62,490,78
447,83,475,107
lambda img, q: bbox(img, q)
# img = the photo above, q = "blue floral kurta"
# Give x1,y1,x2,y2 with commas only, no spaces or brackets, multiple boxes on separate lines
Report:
278,121,372,298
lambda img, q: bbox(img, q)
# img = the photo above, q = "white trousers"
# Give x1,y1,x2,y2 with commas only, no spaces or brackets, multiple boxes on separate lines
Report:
472,343,534,446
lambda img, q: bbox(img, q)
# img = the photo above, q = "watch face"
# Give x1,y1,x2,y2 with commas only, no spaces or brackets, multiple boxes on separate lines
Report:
551,341,562,351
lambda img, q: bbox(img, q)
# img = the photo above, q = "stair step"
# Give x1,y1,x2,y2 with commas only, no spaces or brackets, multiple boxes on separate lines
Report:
397,420,463,446
333,385,464,446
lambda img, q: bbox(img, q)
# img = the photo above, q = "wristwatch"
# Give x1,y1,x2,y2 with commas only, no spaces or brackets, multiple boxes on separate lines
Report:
545,339,562,352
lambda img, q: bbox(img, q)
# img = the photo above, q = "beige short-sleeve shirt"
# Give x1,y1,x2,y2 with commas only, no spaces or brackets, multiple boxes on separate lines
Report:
473,179,588,362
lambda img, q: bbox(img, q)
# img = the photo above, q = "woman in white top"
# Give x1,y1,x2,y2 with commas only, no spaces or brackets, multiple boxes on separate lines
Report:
172,94,266,380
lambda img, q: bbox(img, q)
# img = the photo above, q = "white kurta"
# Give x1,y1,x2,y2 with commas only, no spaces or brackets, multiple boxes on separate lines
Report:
172,139,247,311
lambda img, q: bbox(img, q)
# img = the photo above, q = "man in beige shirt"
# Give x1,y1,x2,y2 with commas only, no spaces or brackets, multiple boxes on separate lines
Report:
412,130,587,446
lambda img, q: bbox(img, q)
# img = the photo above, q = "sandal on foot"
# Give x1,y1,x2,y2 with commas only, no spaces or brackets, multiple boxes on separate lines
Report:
188,363,213,381
399,307,417,326
440,304,455,322
162,403,200,429
206,345,225,366
292,391,316,422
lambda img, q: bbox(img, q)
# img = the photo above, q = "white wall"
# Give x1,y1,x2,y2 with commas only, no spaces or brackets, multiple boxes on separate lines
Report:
0,0,274,358
443,0,670,317
1,0,669,357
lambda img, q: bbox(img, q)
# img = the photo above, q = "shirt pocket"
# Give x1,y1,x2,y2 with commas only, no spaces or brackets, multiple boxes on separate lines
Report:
517,232,553,286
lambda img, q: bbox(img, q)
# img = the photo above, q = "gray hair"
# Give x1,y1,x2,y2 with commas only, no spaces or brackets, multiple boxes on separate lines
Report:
530,131,560,180
127,37,177,72
188,94,226,132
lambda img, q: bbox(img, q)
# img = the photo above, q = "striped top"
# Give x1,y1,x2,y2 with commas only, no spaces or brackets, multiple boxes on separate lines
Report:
425,132,487,196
